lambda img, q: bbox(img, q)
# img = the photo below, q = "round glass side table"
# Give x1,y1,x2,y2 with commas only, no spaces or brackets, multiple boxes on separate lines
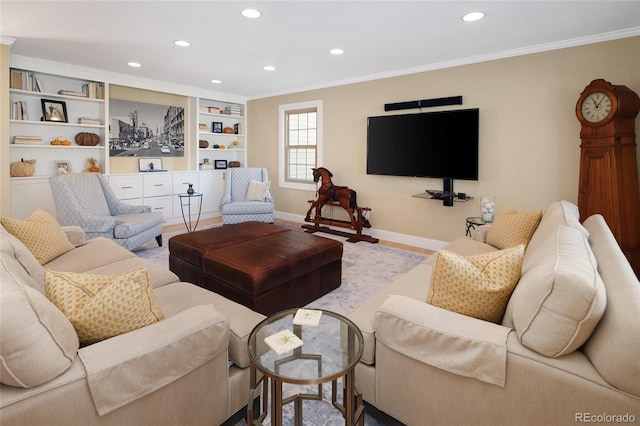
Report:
247,309,364,426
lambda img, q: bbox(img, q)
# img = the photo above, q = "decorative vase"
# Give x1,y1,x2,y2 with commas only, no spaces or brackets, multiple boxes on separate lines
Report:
480,196,495,223
187,184,195,195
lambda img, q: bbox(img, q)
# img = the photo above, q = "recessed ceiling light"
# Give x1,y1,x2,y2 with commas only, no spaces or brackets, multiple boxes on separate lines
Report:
241,8,261,19
211,79,222,84
174,40,191,47
128,62,142,68
264,65,275,71
330,48,344,55
462,11,485,22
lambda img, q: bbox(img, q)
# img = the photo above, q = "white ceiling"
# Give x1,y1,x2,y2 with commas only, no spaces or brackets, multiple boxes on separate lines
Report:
2,1,639,99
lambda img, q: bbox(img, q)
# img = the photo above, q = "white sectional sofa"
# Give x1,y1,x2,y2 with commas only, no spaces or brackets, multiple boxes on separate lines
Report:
348,201,639,426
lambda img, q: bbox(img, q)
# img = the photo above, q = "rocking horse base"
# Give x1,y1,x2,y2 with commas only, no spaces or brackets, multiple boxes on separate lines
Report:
302,221,379,244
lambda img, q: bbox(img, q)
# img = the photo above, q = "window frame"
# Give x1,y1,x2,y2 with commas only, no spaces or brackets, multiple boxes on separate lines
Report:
278,100,323,191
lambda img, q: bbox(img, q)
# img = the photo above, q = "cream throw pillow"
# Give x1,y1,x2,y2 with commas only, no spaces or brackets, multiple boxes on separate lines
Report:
486,206,542,249
245,180,271,201
45,268,164,346
1,209,74,265
428,245,525,323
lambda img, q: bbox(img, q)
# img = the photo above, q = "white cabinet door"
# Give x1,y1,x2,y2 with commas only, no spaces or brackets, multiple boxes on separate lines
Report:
10,178,56,220
143,173,172,197
143,195,173,221
108,174,143,200
198,171,225,213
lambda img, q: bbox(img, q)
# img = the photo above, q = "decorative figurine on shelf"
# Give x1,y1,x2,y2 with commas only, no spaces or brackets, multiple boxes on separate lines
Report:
149,162,154,171
186,183,195,195
84,157,100,173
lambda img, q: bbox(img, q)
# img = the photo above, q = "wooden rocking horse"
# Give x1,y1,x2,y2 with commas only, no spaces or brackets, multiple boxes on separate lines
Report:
303,167,378,243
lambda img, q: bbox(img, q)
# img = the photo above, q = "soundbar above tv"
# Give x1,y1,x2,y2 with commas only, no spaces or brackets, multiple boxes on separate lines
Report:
366,108,479,180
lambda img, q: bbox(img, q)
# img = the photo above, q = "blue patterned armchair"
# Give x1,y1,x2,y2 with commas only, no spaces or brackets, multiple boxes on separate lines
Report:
49,173,164,250
220,167,274,225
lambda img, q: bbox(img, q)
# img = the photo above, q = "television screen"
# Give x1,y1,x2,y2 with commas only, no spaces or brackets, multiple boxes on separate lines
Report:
366,108,479,180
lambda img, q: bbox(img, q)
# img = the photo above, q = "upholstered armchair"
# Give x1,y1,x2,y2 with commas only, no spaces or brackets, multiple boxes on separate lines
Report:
220,167,274,224
49,173,163,250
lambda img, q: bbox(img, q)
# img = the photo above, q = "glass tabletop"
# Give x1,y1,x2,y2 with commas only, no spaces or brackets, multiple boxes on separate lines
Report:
248,309,364,385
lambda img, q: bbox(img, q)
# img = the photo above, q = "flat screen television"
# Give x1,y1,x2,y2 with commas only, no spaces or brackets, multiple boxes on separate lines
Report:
366,108,479,180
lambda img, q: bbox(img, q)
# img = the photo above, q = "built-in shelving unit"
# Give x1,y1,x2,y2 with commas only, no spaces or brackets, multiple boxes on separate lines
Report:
197,98,246,169
9,68,106,177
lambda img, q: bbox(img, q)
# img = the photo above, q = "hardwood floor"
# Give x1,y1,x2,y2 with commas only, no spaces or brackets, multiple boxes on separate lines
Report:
163,217,434,256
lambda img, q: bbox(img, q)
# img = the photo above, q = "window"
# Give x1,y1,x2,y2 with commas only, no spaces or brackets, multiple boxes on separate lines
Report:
279,100,322,191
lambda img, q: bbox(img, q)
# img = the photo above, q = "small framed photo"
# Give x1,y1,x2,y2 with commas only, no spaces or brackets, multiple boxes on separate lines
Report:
212,122,223,133
55,160,70,174
138,158,163,172
214,159,228,169
42,99,68,123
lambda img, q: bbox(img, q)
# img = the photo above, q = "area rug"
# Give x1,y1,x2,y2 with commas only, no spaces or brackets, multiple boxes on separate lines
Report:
133,223,428,425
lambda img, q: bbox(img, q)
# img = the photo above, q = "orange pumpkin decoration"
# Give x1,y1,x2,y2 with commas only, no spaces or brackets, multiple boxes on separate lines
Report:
223,127,234,134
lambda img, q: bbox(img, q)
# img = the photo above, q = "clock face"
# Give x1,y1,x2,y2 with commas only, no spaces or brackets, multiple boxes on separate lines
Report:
581,92,613,123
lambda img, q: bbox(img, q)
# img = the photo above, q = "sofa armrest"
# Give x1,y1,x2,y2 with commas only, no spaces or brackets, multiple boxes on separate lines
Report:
375,295,511,386
61,226,86,246
78,304,229,415
471,224,491,242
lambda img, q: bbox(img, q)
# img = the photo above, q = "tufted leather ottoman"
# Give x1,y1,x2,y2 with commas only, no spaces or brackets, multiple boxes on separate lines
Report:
169,222,343,315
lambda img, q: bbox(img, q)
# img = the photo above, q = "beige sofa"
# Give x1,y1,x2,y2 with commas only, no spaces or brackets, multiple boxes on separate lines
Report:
0,223,265,425
349,201,640,425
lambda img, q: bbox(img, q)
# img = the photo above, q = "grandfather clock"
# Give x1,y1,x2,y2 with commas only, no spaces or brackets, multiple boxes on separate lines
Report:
576,79,640,277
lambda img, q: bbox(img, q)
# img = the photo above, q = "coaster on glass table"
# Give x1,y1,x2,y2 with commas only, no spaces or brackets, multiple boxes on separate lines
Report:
293,309,323,327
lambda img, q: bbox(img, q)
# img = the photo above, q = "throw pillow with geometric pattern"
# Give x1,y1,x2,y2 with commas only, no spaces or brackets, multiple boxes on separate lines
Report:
1,209,74,265
486,206,542,249
427,244,525,323
45,268,164,346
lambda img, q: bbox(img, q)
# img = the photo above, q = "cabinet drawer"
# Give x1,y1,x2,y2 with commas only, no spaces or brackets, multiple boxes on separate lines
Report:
109,175,143,200
143,196,173,220
143,174,172,197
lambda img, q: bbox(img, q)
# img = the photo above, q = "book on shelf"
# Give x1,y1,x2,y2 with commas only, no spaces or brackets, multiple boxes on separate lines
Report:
13,136,43,145
78,117,102,125
10,69,42,92
222,106,243,116
208,106,221,114
58,90,88,98
293,309,323,327
199,123,210,130
82,81,104,99
264,329,303,355
11,101,29,120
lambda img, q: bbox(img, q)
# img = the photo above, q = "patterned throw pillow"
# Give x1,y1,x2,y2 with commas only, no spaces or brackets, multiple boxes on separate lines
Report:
486,206,542,249
45,268,164,346
427,245,525,323
1,209,74,265
245,180,271,201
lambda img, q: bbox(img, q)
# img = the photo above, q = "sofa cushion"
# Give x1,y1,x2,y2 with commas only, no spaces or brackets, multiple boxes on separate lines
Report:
582,214,640,397
1,209,74,265
486,206,542,249
245,179,271,201
0,223,45,292
427,245,525,323
509,226,605,357
1,259,79,388
524,201,589,269
45,268,165,345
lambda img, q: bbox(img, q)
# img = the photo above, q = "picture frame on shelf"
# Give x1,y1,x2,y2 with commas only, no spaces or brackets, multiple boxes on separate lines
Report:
42,99,68,123
214,160,228,170
212,122,223,133
138,158,164,172
55,160,70,175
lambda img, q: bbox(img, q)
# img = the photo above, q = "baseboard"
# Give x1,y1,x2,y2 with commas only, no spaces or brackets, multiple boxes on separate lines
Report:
275,211,447,251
